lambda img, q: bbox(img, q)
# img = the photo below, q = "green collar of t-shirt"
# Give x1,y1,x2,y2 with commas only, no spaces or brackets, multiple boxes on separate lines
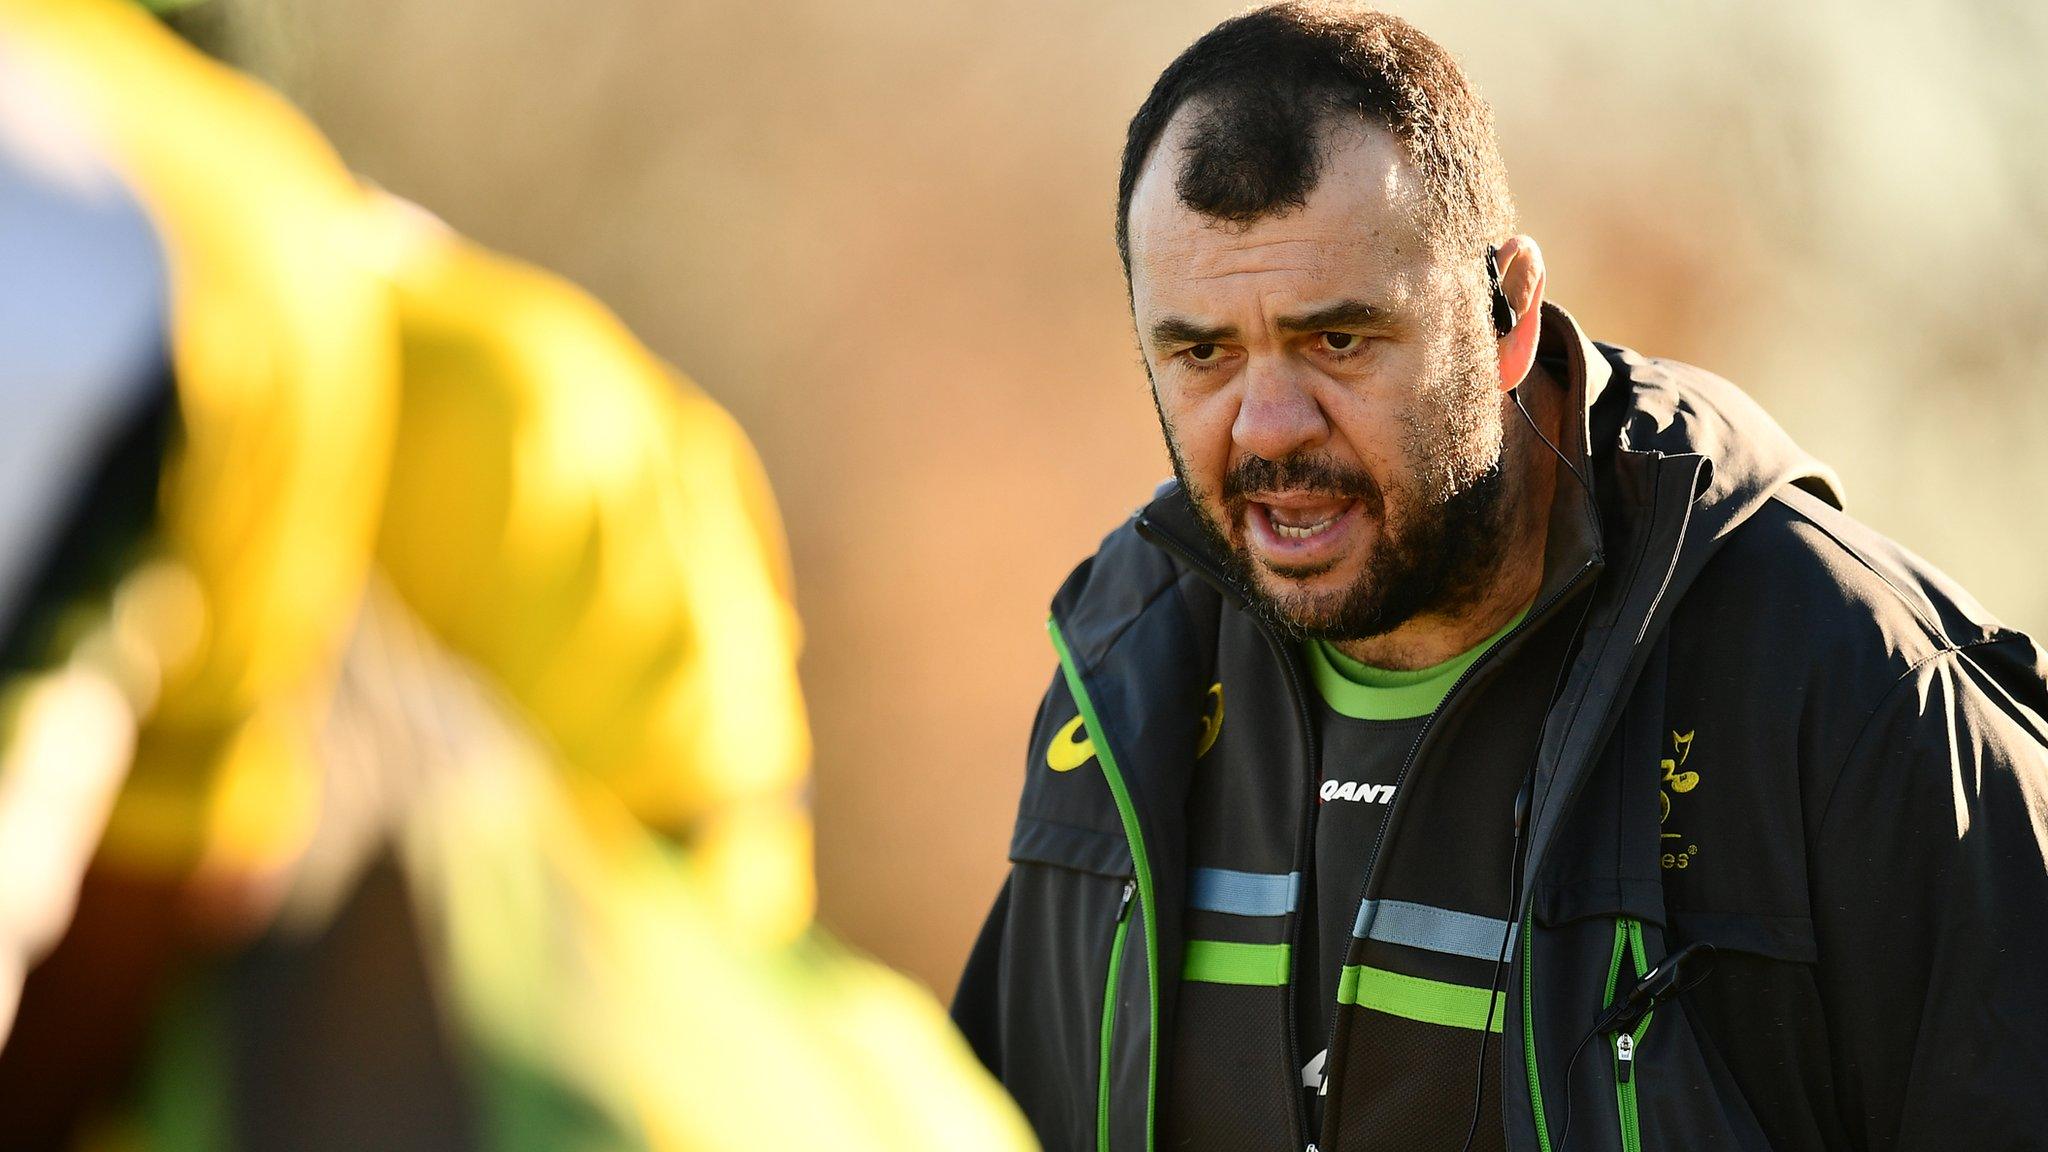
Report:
1303,606,1530,721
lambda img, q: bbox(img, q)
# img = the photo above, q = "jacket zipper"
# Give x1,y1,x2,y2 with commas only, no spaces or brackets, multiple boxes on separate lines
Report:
1522,906,1551,1152
1099,879,1136,1152
1050,618,1159,1152
1524,457,1698,1152
1601,917,1652,1152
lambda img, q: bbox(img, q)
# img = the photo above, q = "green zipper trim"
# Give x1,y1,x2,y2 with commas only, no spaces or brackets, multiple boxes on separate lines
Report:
1601,918,1629,1004
1099,893,1133,1152
1050,617,1157,1152
1523,907,1552,1152
1338,964,1505,1031
1603,918,1653,1152
1183,940,1291,986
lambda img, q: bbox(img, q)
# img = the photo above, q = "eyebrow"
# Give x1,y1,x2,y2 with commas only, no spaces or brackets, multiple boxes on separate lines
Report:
1146,300,1391,349
1273,300,1388,334
1148,316,1237,348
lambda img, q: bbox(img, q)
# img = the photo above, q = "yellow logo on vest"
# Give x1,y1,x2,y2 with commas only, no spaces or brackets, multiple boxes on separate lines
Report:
1196,682,1224,758
1047,714,1096,772
1659,728,1701,869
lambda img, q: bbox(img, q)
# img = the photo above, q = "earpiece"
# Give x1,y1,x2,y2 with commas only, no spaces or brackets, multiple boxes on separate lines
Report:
1485,245,1517,338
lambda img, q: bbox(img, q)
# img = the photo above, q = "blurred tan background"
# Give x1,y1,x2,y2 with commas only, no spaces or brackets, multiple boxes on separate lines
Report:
186,0,2047,998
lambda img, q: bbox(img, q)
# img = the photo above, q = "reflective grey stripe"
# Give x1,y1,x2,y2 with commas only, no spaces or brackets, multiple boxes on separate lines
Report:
1187,868,1302,917
1352,899,1517,960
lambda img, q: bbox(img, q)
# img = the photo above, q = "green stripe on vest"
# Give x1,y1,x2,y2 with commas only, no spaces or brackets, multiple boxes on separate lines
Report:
1338,965,1505,1032
1182,940,1292,986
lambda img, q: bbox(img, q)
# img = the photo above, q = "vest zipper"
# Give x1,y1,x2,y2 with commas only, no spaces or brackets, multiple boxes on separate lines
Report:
1265,615,1321,1150
1050,617,1159,1152
1099,879,1136,1152
1601,917,1652,1152
1128,520,1323,1148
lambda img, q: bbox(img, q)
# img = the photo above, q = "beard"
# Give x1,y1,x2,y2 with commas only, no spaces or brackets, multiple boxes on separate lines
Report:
1160,318,1517,642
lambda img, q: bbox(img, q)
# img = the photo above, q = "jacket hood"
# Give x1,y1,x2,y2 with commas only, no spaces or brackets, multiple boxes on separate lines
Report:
1586,323,1845,618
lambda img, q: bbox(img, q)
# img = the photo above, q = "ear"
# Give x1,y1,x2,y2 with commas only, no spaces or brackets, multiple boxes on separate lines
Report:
1491,234,1546,393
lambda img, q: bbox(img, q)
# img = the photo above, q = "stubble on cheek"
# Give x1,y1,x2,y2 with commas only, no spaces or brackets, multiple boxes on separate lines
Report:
1153,399,1247,570
1406,296,1507,502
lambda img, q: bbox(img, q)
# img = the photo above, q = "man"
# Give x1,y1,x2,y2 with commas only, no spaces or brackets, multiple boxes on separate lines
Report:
952,5,2048,1151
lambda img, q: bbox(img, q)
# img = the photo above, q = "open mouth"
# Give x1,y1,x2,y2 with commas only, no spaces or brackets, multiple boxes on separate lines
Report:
1246,496,1362,560
1267,505,1345,540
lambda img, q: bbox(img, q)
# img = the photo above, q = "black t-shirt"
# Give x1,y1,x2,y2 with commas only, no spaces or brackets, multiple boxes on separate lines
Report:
1298,611,1523,1140
1163,602,1556,1147
1164,601,1581,1152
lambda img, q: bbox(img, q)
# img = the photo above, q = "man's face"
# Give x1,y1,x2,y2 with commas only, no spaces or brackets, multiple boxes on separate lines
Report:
1126,115,1512,641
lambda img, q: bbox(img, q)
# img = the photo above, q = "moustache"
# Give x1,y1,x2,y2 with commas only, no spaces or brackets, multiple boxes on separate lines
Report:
1221,454,1382,512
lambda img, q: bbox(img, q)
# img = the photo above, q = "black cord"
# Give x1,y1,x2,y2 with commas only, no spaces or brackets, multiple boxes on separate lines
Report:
1508,379,1599,884
1551,1021,1606,1152
1453,383,1599,1152
1454,770,1528,1152
1511,381,1593,497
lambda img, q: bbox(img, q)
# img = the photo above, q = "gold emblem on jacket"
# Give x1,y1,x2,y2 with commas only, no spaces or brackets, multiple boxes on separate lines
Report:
1659,729,1701,869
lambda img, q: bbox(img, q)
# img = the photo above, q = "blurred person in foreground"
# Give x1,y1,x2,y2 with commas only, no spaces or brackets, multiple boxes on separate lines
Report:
953,5,2048,1151
0,1,1035,1148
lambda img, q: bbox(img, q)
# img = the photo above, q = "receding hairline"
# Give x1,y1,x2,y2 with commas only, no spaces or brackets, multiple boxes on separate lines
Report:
1113,3,1517,275
1123,106,1436,268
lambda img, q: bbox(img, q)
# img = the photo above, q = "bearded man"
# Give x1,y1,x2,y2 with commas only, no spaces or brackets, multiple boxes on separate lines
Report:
951,6,2048,1151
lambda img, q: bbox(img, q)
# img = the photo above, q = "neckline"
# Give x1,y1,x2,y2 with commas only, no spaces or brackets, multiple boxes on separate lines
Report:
1304,606,1530,722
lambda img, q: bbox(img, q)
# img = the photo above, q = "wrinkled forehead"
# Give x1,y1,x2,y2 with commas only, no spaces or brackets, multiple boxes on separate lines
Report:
1125,107,1442,311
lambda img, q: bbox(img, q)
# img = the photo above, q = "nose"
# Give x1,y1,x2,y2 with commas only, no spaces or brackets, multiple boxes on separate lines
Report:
1231,356,1329,462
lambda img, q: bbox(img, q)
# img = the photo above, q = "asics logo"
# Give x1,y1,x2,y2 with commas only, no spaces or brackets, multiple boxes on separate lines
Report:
1047,715,1096,772
1196,682,1224,758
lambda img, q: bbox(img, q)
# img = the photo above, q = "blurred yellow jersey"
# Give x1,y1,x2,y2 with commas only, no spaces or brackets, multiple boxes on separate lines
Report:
0,0,810,943
0,0,1035,1147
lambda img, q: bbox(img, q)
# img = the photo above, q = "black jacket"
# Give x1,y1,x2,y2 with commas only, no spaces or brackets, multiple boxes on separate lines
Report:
953,305,2048,1152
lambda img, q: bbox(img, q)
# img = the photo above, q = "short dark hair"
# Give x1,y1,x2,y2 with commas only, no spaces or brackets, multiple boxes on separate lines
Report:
1115,2,1515,272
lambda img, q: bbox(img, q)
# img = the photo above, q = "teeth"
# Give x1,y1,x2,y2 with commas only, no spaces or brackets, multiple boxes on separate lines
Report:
1271,515,1334,540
